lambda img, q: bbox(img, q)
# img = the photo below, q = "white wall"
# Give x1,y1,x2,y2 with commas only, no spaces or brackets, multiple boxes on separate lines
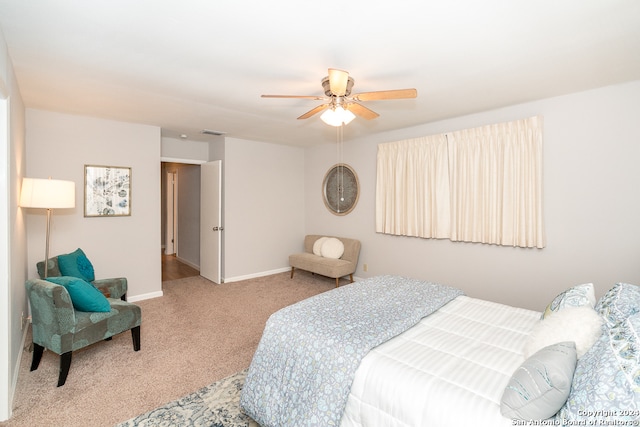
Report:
0,27,27,421
175,164,201,266
24,109,162,300
304,81,640,311
161,137,210,163
224,137,305,281
0,94,9,423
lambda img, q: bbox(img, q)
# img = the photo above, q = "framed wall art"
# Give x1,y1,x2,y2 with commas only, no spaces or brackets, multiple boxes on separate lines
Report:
84,165,131,217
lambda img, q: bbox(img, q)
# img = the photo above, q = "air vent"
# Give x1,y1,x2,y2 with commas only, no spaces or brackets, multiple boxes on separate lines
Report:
201,129,226,136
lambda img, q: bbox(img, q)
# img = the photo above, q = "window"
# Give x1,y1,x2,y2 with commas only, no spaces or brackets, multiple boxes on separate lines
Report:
376,116,545,248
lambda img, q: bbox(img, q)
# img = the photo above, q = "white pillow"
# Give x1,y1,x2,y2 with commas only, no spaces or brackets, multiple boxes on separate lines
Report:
525,306,603,359
320,237,344,259
312,237,329,256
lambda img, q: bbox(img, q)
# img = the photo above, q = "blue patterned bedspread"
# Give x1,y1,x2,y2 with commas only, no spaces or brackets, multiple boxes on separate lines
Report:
240,275,464,427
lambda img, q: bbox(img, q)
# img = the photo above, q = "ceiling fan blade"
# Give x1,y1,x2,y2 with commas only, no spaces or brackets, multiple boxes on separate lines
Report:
346,102,379,120
328,68,349,96
351,88,417,101
297,104,330,120
262,94,325,100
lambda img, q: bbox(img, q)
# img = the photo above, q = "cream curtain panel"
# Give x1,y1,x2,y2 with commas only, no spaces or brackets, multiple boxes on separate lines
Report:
375,116,545,248
376,134,451,239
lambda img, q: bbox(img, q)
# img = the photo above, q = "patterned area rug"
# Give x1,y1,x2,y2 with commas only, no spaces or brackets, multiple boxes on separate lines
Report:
116,370,258,427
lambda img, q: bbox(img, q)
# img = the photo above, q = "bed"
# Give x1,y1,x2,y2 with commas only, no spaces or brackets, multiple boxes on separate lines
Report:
240,275,640,426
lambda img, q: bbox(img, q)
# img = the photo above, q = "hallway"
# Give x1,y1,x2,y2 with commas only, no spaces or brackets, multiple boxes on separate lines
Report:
161,254,200,281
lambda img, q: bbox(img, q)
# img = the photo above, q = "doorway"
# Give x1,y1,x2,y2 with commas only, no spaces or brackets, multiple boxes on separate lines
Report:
160,160,223,284
160,162,202,280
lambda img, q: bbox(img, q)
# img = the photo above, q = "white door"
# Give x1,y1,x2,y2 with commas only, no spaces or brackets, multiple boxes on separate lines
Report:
200,161,222,283
165,172,177,255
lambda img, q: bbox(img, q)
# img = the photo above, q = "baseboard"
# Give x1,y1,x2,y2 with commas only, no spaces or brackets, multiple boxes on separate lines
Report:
223,267,290,283
7,320,32,420
127,290,164,303
223,269,364,284
174,255,199,271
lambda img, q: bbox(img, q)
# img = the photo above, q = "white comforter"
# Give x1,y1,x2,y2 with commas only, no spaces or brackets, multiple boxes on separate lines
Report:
241,276,463,427
341,295,540,427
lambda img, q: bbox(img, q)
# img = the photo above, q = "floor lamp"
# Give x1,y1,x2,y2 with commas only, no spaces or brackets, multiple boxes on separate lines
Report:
19,177,76,278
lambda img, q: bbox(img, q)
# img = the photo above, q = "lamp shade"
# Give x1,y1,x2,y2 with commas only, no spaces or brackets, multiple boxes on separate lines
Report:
19,177,76,209
320,106,356,127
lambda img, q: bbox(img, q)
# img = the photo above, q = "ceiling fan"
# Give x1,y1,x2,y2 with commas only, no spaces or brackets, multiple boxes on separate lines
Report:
261,68,417,126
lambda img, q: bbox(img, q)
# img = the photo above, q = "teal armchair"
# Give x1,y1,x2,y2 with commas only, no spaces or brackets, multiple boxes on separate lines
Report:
37,256,128,300
25,279,141,386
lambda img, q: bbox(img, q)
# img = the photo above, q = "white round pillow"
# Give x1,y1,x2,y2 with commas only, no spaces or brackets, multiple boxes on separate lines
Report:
320,237,345,259
525,306,603,358
312,237,329,256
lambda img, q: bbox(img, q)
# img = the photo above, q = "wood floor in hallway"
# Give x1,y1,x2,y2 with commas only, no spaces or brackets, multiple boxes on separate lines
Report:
162,254,200,281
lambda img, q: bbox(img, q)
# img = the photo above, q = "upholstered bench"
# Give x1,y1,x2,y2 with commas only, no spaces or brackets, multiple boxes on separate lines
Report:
289,234,361,287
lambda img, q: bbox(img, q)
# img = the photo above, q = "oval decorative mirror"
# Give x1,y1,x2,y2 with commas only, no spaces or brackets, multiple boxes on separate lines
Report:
322,163,359,216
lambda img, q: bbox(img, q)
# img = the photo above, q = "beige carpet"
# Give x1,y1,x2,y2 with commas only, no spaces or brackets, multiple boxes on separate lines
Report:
2,271,336,427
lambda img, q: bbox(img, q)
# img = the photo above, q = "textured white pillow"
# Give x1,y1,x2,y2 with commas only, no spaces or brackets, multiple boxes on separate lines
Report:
312,237,329,256
525,306,603,359
320,237,344,259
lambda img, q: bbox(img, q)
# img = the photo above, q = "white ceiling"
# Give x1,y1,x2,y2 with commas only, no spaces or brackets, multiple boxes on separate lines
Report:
0,1,639,147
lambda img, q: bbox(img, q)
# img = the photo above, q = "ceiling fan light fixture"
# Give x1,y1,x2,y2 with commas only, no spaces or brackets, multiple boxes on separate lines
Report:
320,106,356,127
327,68,349,96
263,68,417,124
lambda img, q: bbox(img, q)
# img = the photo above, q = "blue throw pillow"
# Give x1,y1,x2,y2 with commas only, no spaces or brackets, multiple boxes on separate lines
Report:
57,248,95,282
595,282,640,328
541,283,595,320
46,276,111,312
501,342,577,420
556,314,640,422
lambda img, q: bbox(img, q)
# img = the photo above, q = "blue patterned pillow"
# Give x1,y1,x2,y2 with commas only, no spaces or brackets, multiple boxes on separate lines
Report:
58,248,95,282
46,276,110,312
556,314,640,422
542,283,595,320
501,342,577,420
595,283,640,328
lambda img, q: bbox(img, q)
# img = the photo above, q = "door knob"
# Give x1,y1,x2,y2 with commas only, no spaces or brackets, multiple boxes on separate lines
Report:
212,226,218,231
